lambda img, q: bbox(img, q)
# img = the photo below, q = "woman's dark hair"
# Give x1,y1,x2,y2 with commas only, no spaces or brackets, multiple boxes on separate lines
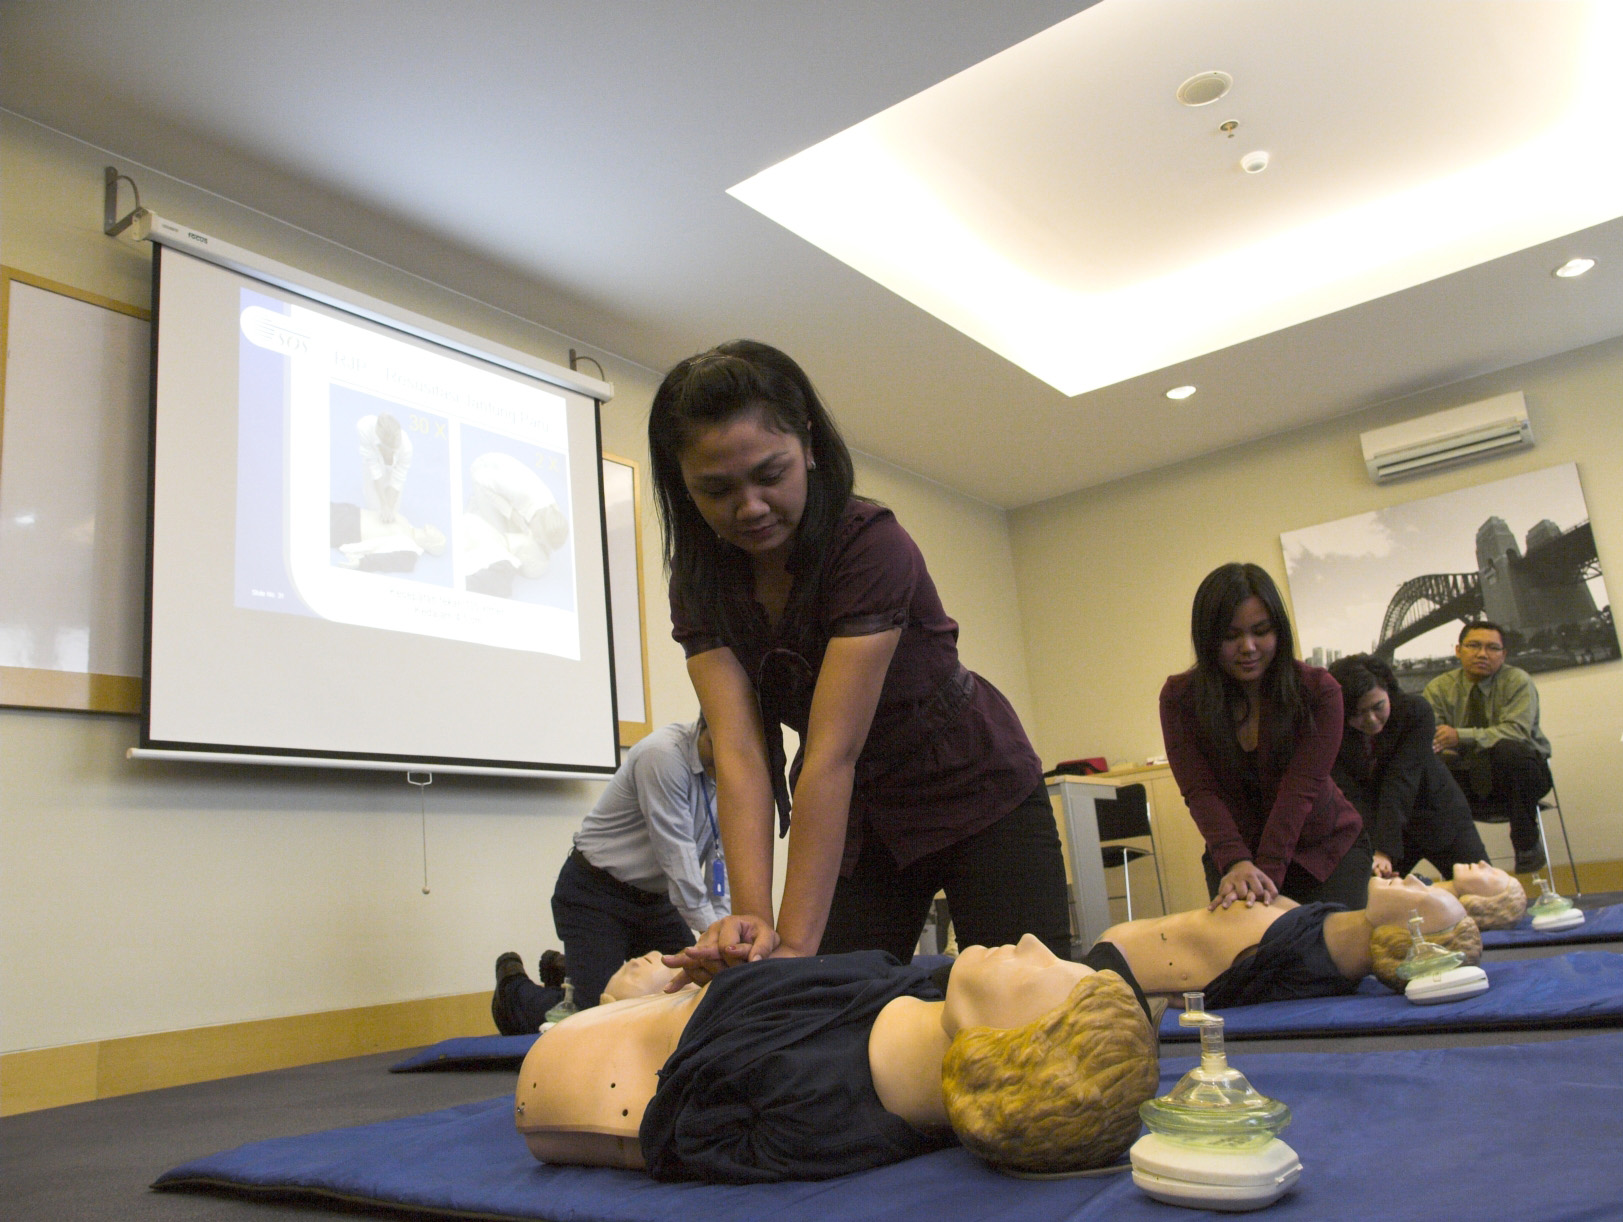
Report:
1187,563,1310,776
1327,653,1398,715
1327,653,1401,771
647,341,855,642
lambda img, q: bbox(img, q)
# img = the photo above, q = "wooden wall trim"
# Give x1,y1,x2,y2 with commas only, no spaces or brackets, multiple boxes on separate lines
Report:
1,989,493,1116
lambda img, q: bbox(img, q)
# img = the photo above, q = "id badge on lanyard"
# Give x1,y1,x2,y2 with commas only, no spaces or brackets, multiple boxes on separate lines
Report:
703,780,727,900
710,855,727,900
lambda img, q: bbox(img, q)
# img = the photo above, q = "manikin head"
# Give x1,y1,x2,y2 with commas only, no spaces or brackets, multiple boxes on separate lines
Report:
940,935,1159,1174
412,523,447,556
512,537,551,580
599,951,688,1005
1449,862,1528,930
531,504,569,551
1364,876,1482,991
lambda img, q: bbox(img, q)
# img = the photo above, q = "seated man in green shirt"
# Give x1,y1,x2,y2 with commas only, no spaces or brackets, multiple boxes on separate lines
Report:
1423,621,1552,874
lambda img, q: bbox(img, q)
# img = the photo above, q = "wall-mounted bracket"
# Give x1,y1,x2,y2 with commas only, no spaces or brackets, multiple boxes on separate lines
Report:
103,166,147,237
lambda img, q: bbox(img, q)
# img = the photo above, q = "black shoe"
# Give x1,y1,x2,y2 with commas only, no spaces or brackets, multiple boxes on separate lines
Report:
1514,846,1547,875
538,949,567,989
492,952,529,1036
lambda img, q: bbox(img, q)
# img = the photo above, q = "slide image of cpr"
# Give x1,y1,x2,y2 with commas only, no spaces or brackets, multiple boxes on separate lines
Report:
328,395,453,587
457,426,574,609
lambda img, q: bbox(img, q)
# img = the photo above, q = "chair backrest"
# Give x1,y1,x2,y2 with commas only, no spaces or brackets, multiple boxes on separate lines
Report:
1095,783,1151,843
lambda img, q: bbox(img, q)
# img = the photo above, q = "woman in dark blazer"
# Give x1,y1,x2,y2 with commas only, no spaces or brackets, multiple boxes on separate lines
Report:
1160,563,1371,910
1328,654,1486,879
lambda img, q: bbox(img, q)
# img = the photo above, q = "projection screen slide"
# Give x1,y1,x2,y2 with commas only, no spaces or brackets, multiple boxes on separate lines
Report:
143,234,619,776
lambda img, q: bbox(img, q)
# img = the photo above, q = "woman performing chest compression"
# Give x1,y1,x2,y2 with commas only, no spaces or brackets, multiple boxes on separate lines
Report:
1327,653,1486,880
1160,562,1372,911
647,341,1071,979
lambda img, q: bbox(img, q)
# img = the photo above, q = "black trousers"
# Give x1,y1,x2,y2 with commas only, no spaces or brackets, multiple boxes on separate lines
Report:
818,783,1074,962
504,849,696,1031
1203,831,1374,911
1450,740,1553,853
1394,812,1488,879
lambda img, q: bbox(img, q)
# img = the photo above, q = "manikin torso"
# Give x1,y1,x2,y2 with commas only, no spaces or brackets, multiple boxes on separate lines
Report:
515,969,968,1169
514,934,1092,1169
516,986,703,1168
1100,875,1468,999
1101,902,1291,997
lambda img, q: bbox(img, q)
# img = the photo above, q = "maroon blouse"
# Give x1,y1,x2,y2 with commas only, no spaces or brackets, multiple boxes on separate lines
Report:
1159,661,1364,886
671,501,1041,875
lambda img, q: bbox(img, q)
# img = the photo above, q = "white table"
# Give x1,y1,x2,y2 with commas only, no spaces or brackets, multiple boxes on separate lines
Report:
1044,776,1117,951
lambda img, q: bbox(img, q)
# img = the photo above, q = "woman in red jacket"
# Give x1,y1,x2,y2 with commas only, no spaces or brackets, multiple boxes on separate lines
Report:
1160,563,1371,910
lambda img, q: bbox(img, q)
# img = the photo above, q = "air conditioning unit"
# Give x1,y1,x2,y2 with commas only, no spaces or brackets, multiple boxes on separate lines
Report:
1360,392,1532,483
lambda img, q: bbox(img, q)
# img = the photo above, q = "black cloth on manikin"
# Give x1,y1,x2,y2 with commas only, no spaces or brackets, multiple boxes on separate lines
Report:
1202,902,1359,1008
639,951,950,1183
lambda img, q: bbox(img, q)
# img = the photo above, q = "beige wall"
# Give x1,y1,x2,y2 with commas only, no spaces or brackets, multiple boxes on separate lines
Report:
0,111,1032,1053
1010,336,1623,864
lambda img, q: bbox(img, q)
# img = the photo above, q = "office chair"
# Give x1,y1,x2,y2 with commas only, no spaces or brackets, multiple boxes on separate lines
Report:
1096,783,1167,919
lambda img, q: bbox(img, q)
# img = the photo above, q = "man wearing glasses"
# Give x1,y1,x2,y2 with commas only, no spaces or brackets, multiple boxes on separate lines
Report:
1423,621,1553,873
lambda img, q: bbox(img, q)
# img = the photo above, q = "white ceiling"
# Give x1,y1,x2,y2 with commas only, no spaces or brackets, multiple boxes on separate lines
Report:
5,0,1622,508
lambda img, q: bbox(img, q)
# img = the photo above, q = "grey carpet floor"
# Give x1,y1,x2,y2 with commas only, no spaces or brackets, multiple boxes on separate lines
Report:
2,1049,516,1220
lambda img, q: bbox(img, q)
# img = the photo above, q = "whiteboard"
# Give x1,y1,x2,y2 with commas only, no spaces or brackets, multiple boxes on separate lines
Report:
0,269,149,713
603,452,653,746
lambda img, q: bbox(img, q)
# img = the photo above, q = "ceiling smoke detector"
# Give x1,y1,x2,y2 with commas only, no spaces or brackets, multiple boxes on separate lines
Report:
1240,150,1270,174
1177,71,1233,107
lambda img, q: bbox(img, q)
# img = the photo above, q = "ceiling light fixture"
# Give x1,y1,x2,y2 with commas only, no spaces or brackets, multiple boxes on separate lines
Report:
1554,257,1596,277
1165,385,1197,400
1177,71,1233,107
727,2,1623,399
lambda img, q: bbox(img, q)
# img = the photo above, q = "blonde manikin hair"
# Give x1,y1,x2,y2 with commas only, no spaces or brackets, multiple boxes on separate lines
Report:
1457,876,1527,931
1368,916,1483,992
941,970,1159,1175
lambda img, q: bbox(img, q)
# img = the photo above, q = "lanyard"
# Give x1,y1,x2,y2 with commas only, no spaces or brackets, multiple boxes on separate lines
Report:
701,775,727,901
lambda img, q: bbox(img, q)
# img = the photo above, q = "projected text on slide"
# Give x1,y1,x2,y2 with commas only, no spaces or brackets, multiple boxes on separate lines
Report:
232,289,580,658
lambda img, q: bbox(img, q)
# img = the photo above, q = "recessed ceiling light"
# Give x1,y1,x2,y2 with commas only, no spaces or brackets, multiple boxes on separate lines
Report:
1554,257,1596,277
1165,385,1197,400
1177,71,1233,107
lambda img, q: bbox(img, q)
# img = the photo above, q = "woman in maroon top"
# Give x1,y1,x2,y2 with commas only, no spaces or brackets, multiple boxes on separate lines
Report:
647,341,1070,982
1160,563,1371,911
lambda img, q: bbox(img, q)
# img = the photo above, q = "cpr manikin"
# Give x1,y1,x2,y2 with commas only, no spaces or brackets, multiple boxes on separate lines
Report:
514,934,1159,1182
1098,874,1481,1006
1430,862,1528,930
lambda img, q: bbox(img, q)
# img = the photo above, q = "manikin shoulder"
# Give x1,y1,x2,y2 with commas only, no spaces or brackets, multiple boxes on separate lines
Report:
515,987,705,1166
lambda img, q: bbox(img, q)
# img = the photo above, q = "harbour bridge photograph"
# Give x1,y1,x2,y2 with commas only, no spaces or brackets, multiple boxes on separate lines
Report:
1281,462,1617,691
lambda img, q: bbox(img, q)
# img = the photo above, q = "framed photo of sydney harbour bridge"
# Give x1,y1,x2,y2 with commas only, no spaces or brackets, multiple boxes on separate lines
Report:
1280,462,1617,689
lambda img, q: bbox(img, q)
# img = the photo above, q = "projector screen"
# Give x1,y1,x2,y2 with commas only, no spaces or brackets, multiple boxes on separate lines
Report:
143,233,619,776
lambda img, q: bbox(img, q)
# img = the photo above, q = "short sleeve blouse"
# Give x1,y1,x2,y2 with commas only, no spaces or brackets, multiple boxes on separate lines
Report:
670,500,1041,873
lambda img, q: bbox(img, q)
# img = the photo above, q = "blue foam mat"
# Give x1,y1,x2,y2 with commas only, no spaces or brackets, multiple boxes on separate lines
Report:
155,1032,1623,1220
1482,901,1623,947
392,1035,538,1073
1159,949,1623,1042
